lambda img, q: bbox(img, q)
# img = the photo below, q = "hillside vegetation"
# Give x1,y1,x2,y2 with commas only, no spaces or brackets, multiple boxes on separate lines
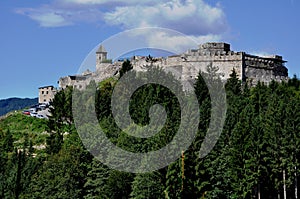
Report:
1,63,300,198
0,112,48,147
0,97,38,116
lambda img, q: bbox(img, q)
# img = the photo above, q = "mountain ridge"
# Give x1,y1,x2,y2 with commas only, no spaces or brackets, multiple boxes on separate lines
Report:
0,97,38,116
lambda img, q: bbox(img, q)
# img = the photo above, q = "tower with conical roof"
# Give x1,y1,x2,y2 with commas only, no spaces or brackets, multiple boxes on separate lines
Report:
96,45,108,65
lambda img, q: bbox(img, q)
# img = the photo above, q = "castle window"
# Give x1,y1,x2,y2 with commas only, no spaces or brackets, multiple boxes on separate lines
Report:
42,91,44,94
46,91,49,94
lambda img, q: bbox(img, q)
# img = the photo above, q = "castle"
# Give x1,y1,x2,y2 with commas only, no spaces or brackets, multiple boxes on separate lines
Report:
56,42,288,92
38,85,57,104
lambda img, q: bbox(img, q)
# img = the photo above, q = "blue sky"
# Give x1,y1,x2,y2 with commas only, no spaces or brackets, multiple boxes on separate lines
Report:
0,0,299,99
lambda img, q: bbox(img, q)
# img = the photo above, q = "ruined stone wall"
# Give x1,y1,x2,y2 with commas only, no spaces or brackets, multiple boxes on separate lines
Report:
58,76,72,89
57,42,289,90
156,49,243,85
58,74,92,90
130,51,243,83
244,54,288,85
71,80,90,90
94,62,122,82
183,52,243,81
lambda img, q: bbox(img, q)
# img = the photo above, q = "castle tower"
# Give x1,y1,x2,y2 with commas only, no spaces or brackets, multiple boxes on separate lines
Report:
199,42,231,53
96,45,108,65
38,86,56,104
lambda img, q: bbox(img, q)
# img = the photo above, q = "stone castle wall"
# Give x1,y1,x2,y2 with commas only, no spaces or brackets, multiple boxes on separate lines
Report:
243,54,288,85
58,42,289,90
38,86,57,104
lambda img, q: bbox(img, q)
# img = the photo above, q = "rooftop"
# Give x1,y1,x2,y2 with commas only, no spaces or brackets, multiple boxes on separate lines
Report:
39,85,54,89
96,45,107,53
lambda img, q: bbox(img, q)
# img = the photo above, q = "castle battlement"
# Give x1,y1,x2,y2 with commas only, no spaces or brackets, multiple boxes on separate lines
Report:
58,42,289,90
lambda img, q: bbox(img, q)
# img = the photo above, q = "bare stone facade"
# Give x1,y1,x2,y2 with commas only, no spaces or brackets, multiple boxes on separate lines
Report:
58,42,289,90
38,86,57,104
58,70,93,90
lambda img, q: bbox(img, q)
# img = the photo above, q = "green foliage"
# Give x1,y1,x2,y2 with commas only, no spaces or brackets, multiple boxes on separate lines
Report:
119,59,133,78
1,64,300,198
0,113,48,147
0,97,38,116
28,145,87,198
131,171,165,199
101,59,113,63
84,159,110,199
46,86,74,154
225,68,241,96
104,171,134,199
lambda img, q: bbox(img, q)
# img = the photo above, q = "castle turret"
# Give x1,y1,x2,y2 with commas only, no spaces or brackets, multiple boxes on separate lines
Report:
199,42,231,54
96,45,108,65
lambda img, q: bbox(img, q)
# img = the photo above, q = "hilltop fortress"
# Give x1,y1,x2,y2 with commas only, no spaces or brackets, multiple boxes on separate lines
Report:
58,42,288,91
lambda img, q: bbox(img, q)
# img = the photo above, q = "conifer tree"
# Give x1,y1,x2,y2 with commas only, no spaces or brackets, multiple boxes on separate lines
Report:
119,59,133,79
84,159,110,199
130,171,164,199
225,68,241,96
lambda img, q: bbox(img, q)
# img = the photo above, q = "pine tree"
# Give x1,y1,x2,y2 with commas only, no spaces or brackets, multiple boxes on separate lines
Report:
225,68,241,96
130,171,164,199
165,160,182,199
104,170,134,199
29,143,88,198
119,59,133,78
84,159,110,199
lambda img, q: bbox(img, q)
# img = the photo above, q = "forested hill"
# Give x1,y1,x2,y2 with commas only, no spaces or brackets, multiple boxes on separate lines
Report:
0,97,38,116
1,63,300,198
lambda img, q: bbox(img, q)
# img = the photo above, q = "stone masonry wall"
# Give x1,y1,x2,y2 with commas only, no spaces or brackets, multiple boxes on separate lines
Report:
244,54,288,85
58,42,289,90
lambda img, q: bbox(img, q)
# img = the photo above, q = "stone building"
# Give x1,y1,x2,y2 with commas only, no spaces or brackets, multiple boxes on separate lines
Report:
58,70,93,90
58,42,289,90
38,86,57,104
178,42,288,85
96,45,108,65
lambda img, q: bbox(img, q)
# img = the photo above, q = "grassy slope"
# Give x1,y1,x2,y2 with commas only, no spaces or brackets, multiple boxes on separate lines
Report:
0,112,48,148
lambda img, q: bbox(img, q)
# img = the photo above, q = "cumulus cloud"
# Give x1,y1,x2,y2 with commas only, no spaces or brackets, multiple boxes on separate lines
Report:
16,0,227,31
15,5,104,28
61,0,157,6
16,8,72,27
15,0,228,48
104,0,227,35
143,30,221,52
31,13,71,27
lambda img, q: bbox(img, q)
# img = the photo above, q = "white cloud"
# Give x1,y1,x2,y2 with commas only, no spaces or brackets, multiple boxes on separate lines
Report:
104,0,227,35
61,0,157,5
15,7,72,27
108,28,221,54
15,6,103,28
144,30,221,53
30,12,72,27
250,51,273,58
15,0,228,48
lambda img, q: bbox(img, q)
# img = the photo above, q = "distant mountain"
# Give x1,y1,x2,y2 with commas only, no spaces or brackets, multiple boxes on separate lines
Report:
0,97,38,116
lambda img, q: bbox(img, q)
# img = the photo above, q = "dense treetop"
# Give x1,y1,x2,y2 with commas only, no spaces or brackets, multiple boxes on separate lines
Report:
1,63,300,198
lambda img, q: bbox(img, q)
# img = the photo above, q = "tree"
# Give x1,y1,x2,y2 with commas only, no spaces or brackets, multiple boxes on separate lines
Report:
130,172,164,199
225,68,241,96
84,159,110,199
119,59,133,78
29,145,87,198
104,171,134,199
46,87,74,154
